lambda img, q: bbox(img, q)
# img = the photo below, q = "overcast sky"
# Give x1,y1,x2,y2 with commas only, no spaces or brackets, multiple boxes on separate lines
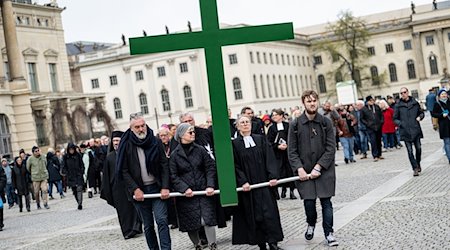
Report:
53,0,433,43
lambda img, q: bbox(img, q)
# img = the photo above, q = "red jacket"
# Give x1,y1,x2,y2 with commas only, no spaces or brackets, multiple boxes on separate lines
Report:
382,107,396,133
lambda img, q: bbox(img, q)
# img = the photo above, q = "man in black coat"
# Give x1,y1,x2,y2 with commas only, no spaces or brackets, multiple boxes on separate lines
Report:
394,87,424,176
241,106,264,135
0,165,6,230
117,112,171,250
101,130,142,239
360,96,384,161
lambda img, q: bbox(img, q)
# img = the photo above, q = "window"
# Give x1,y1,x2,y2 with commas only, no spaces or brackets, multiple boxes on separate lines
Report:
403,40,412,50
388,63,398,82
284,75,290,97
318,75,326,93
263,53,267,64
183,86,194,108
269,53,273,64
370,66,380,85
260,75,266,98
279,75,284,97
281,54,285,65
180,62,188,73
429,55,439,75
256,52,261,63
297,56,301,66
229,54,238,65
91,78,99,89
157,66,166,77
139,93,149,114
135,70,144,81
335,72,343,83
313,55,322,65
233,77,243,100
290,75,295,96
425,35,434,45
49,63,58,92
287,55,290,65
305,76,309,90
161,89,171,111
266,75,272,98
295,75,300,96
411,89,419,99
332,53,340,62
4,62,10,81
249,52,254,63
300,75,304,90
0,114,12,157
385,43,394,53
253,75,259,99
35,115,48,146
113,98,123,119
302,56,306,66
273,75,278,97
367,47,375,56
109,75,118,86
275,54,279,65
407,60,416,79
292,55,296,66
307,56,310,67
28,63,38,92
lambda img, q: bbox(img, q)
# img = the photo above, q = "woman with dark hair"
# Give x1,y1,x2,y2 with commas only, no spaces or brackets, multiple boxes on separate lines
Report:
11,157,30,212
63,143,85,210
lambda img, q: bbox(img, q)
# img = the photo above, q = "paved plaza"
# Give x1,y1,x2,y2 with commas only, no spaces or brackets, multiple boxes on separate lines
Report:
1,116,449,250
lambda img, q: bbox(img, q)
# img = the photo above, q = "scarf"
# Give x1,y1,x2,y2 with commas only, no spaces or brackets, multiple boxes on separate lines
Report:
115,126,159,180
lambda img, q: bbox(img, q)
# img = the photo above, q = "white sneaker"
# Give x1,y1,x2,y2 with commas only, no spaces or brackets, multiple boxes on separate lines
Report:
326,233,339,247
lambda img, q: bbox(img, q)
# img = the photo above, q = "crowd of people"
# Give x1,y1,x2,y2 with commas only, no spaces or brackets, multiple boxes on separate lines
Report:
1,84,448,249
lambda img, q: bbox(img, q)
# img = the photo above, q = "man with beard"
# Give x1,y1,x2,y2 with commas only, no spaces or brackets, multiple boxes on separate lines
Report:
288,90,338,247
101,130,142,239
26,146,50,210
116,112,171,250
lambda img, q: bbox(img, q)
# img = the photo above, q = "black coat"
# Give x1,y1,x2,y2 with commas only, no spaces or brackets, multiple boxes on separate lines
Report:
12,162,29,195
267,121,293,178
169,143,217,232
47,152,62,182
0,166,6,194
232,134,283,245
394,97,424,141
432,100,450,139
360,104,384,131
63,146,85,187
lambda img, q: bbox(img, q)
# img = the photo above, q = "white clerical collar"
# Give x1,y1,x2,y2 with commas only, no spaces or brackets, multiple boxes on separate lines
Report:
276,122,284,131
243,135,256,148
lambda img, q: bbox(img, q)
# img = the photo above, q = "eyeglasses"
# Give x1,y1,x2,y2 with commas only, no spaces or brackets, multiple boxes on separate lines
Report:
34,149,40,153
400,91,408,94
182,119,193,123
239,120,251,124
188,131,195,135
129,112,143,120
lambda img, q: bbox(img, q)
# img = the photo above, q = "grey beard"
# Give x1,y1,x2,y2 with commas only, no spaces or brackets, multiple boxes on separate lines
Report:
134,131,147,140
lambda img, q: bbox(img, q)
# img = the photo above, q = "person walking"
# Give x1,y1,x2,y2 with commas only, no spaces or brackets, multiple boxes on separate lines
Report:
46,149,64,199
336,107,357,163
0,164,6,231
360,96,384,161
63,143,85,210
393,87,425,176
26,146,49,209
288,90,339,247
432,89,450,164
1,158,15,209
11,157,31,212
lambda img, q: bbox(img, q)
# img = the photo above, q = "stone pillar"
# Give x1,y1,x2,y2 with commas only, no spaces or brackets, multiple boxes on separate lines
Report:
123,66,136,115
144,62,159,128
166,58,181,113
435,28,448,71
0,0,25,84
412,32,427,80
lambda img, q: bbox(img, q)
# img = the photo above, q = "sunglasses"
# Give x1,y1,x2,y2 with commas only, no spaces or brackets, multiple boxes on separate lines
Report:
400,91,408,94
188,131,195,135
129,112,143,120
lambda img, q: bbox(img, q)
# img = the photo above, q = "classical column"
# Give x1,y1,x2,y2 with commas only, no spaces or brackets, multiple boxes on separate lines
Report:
144,62,159,128
189,53,207,110
166,58,181,113
0,0,25,82
123,66,136,114
435,28,448,71
412,32,426,80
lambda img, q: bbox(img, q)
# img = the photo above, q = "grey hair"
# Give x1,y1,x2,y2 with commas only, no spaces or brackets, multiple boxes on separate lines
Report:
356,100,365,106
179,112,194,122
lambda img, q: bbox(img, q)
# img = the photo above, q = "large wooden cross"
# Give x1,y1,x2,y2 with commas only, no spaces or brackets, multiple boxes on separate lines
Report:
130,0,293,205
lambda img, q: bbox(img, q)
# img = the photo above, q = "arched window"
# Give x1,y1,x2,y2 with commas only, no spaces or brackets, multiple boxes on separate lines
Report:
139,93,149,114
183,85,194,108
388,63,398,82
253,75,259,99
273,75,278,97
335,72,343,83
279,75,284,97
370,66,380,85
161,89,171,111
318,75,326,93
232,77,243,100
266,75,272,98
0,114,12,157
284,75,290,97
260,75,266,98
407,60,416,79
113,98,123,119
429,55,439,75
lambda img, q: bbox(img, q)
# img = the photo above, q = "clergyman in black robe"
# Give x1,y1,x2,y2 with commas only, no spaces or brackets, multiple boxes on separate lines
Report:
101,130,142,239
232,116,284,250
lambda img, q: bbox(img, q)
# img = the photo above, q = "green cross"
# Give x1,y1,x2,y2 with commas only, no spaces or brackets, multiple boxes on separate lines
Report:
129,0,294,206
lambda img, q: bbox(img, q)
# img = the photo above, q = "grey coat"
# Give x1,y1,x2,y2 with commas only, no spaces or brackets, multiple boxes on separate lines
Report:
288,113,336,199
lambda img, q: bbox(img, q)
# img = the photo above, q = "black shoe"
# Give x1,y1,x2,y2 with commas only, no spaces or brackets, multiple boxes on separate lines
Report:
94,190,98,195
350,159,356,163
289,190,297,200
258,243,267,250
124,231,137,240
344,158,349,164
78,204,83,210
274,190,280,200
280,188,287,199
305,225,315,240
49,196,54,200
26,207,31,212
268,242,284,250
44,204,50,209
417,164,422,172
170,224,178,229
413,168,419,176
37,204,41,210
88,191,93,198
19,207,23,213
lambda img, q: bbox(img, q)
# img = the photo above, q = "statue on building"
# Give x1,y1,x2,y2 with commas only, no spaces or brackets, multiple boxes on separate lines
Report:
188,21,192,32
121,34,126,46
411,2,416,14
143,30,147,37
433,0,438,10
165,25,170,35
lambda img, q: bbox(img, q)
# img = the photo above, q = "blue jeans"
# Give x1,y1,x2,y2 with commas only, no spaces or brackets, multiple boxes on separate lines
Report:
5,183,16,206
339,137,354,160
382,133,395,149
134,184,171,250
48,180,63,196
358,130,368,154
304,197,334,237
404,137,422,170
395,130,402,146
442,138,450,162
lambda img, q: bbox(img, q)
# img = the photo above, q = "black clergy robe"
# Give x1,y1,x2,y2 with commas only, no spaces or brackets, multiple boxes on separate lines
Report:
101,150,142,238
231,134,284,245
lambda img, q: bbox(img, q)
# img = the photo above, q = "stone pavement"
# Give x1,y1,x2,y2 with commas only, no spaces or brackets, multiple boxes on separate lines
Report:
1,117,449,250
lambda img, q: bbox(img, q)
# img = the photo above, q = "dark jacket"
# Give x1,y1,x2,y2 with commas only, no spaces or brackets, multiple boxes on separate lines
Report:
360,104,384,131
393,96,424,141
47,152,62,182
0,166,6,195
288,113,336,199
432,100,450,139
12,161,29,195
169,143,217,232
63,143,85,187
425,92,437,111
